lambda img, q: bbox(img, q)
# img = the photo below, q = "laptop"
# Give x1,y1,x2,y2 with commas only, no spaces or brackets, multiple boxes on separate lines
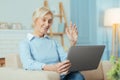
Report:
67,45,105,72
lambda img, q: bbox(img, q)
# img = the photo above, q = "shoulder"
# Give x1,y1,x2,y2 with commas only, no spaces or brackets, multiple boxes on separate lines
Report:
20,33,34,45
20,38,29,44
19,38,30,48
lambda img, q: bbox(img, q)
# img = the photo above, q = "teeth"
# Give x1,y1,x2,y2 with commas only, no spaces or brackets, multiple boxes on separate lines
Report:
41,27,48,31
43,28,48,30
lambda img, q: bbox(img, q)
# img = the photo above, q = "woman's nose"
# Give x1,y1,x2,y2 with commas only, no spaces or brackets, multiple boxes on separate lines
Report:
45,21,49,26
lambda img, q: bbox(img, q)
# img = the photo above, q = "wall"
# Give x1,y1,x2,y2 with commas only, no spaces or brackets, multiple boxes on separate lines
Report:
70,0,90,44
96,0,120,60
88,0,97,44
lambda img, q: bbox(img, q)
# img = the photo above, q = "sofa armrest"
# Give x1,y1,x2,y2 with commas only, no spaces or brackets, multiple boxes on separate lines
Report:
5,53,22,68
0,68,60,80
81,62,104,80
102,61,112,80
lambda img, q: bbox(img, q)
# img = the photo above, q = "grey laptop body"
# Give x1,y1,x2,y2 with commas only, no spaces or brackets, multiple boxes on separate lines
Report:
67,45,105,72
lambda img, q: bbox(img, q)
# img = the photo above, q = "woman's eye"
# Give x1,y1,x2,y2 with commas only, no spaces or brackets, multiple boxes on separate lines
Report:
48,19,53,24
42,18,46,22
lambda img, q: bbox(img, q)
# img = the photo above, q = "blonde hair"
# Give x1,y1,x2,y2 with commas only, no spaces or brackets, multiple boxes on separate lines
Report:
32,7,53,27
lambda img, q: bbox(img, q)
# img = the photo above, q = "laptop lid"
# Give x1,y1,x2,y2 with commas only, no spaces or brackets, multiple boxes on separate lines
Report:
67,45,105,72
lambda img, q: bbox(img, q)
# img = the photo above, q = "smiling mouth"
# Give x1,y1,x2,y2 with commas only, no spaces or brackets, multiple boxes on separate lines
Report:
41,27,49,31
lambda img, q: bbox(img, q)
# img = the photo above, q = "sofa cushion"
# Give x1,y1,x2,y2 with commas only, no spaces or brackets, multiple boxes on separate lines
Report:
0,68,60,80
81,62,104,80
102,61,112,80
5,53,22,68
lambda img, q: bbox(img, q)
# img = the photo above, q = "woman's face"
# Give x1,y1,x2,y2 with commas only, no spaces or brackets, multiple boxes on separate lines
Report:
34,13,53,36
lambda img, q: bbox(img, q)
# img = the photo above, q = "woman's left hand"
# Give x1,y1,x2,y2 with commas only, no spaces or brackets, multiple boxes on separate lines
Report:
66,22,78,46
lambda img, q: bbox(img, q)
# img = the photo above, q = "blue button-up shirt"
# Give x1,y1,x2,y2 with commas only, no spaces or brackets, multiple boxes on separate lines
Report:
19,33,67,70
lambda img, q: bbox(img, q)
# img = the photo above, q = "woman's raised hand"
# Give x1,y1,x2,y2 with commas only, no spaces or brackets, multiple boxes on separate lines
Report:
66,22,78,46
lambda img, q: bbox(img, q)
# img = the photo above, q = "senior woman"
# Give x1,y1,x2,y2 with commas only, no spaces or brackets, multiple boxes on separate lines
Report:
19,7,84,80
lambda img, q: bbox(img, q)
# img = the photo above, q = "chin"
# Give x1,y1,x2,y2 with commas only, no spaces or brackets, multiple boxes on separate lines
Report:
38,29,47,35
42,31,48,35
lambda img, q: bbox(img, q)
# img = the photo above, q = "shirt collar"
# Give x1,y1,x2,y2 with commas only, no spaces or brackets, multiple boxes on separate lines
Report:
27,33,49,41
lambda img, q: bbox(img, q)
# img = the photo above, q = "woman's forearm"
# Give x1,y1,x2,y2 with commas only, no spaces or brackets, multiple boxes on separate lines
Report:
43,64,57,72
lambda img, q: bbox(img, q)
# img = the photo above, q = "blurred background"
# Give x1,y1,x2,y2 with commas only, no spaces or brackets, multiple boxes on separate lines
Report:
0,0,120,61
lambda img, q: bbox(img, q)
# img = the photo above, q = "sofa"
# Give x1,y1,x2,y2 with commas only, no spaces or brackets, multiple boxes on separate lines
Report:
0,53,112,80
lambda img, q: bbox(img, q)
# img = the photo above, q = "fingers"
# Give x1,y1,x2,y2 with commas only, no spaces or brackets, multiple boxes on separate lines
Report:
72,24,78,38
69,22,77,34
62,60,70,64
70,22,77,31
72,24,78,41
57,60,70,68
65,27,72,40
58,63,71,73
65,27,70,35
56,60,71,73
68,23,77,34
72,24,77,34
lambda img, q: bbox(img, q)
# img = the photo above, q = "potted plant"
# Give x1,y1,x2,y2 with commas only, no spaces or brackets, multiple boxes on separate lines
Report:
107,56,120,80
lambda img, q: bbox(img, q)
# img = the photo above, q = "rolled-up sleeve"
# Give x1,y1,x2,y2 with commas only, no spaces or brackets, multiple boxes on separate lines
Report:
19,40,45,70
55,40,67,62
